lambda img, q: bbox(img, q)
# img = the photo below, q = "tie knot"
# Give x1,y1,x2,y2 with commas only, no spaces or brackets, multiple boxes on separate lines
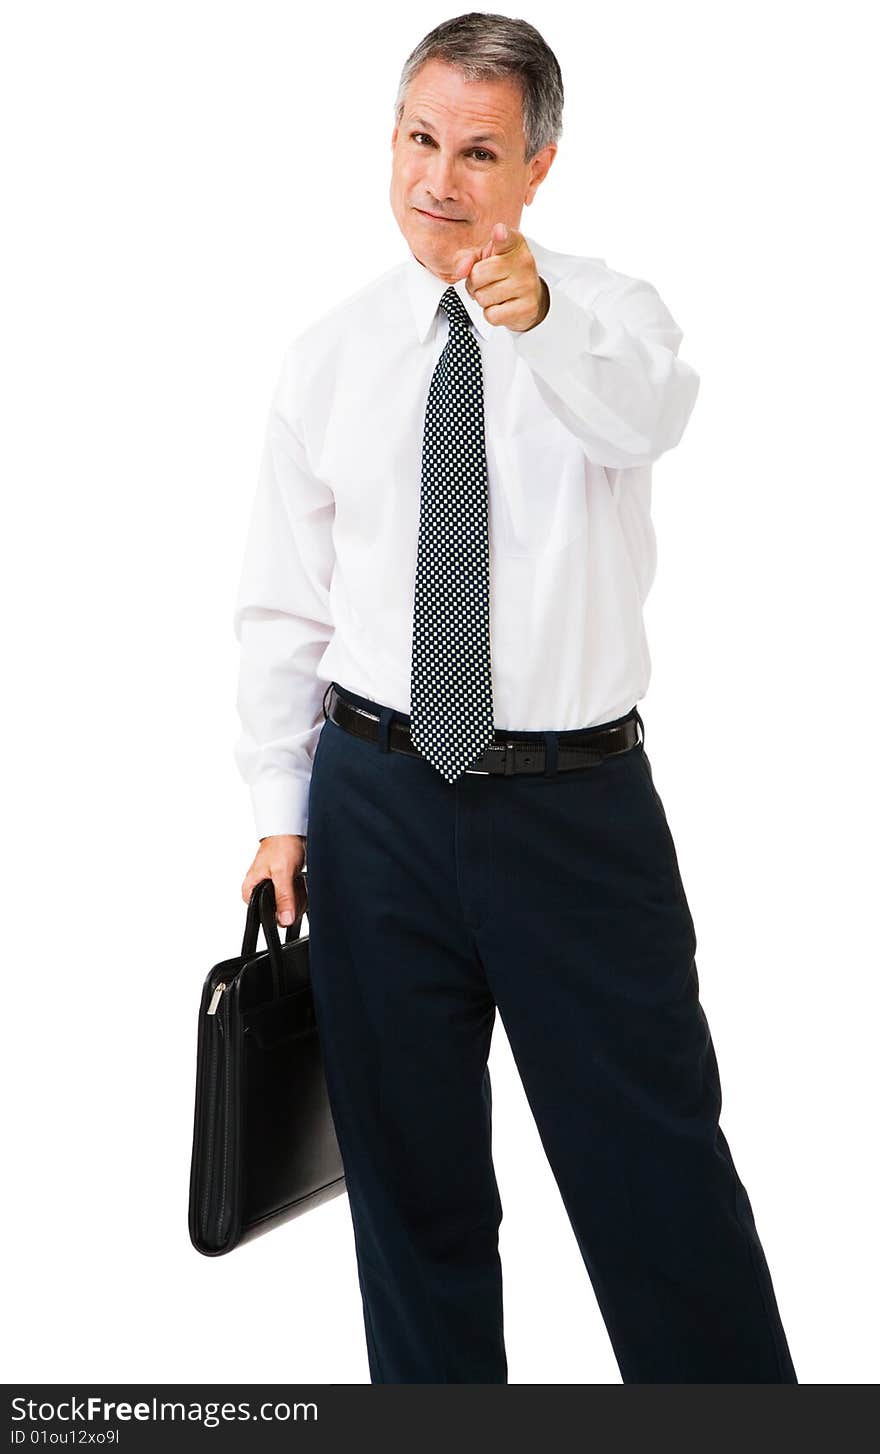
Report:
438,285,471,331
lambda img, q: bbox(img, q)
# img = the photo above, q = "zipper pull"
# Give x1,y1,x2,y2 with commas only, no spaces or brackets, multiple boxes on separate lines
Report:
207,981,226,1016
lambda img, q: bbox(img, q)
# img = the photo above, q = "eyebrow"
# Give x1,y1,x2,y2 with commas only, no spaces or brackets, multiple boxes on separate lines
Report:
408,115,505,146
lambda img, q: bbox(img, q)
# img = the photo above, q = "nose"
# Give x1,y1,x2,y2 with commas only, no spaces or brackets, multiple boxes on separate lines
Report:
424,152,459,206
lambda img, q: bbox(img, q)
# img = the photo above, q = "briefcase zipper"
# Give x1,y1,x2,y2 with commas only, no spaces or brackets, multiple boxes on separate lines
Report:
216,1010,233,1246
200,981,233,1249
207,981,226,1015
200,1012,220,1235
200,979,227,1244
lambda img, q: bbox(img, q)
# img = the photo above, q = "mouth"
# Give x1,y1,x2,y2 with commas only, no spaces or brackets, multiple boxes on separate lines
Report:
414,207,466,223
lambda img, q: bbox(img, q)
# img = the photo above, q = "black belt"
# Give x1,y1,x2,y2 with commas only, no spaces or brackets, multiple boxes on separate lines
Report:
323,684,643,777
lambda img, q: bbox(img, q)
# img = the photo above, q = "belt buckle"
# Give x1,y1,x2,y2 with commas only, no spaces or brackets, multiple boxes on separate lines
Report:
463,749,491,775
465,740,516,776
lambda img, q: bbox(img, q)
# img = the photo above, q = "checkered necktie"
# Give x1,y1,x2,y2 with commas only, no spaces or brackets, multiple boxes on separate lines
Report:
409,285,495,781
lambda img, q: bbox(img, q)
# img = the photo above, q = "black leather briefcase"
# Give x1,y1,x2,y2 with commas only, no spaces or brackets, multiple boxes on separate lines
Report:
188,871,346,1256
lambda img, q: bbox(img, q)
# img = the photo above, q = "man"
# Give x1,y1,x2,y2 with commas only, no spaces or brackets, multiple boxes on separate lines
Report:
233,14,797,1384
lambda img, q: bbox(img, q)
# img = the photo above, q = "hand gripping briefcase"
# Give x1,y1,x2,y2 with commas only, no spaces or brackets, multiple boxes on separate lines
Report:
188,871,347,1255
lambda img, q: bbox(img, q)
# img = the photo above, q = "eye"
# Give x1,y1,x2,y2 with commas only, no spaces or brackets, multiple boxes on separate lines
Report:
409,133,495,162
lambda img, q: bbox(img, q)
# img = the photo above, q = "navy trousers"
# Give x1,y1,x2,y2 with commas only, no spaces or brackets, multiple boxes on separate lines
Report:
305,681,797,1384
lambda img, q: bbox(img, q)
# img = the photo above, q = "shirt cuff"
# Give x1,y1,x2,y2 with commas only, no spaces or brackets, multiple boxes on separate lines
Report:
509,278,593,372
250,769,312,840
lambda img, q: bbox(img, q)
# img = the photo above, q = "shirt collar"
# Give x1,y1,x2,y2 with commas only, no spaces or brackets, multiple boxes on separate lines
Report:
405,244,496,344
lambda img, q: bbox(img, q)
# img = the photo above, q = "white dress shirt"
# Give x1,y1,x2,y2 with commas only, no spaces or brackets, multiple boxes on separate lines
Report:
233,233,700,838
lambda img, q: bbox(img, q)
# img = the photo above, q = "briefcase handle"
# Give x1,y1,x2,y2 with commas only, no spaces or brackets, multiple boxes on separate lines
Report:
241,871,309,997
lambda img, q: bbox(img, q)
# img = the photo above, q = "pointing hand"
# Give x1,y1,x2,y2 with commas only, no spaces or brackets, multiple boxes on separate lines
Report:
450,222,549,333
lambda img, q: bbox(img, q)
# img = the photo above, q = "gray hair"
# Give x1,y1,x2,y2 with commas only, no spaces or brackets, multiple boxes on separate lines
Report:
394,12,564,163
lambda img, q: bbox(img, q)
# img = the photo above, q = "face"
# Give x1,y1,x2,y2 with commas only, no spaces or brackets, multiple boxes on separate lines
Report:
389,58,557,282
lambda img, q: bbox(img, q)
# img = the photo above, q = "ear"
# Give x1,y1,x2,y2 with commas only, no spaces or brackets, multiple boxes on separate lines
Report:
526,143,557,204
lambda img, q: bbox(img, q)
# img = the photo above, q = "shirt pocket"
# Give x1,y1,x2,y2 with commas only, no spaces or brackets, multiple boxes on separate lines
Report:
491,416,589,558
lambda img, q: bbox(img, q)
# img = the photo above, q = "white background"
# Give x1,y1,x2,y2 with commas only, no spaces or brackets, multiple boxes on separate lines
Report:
2,0,877,1385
